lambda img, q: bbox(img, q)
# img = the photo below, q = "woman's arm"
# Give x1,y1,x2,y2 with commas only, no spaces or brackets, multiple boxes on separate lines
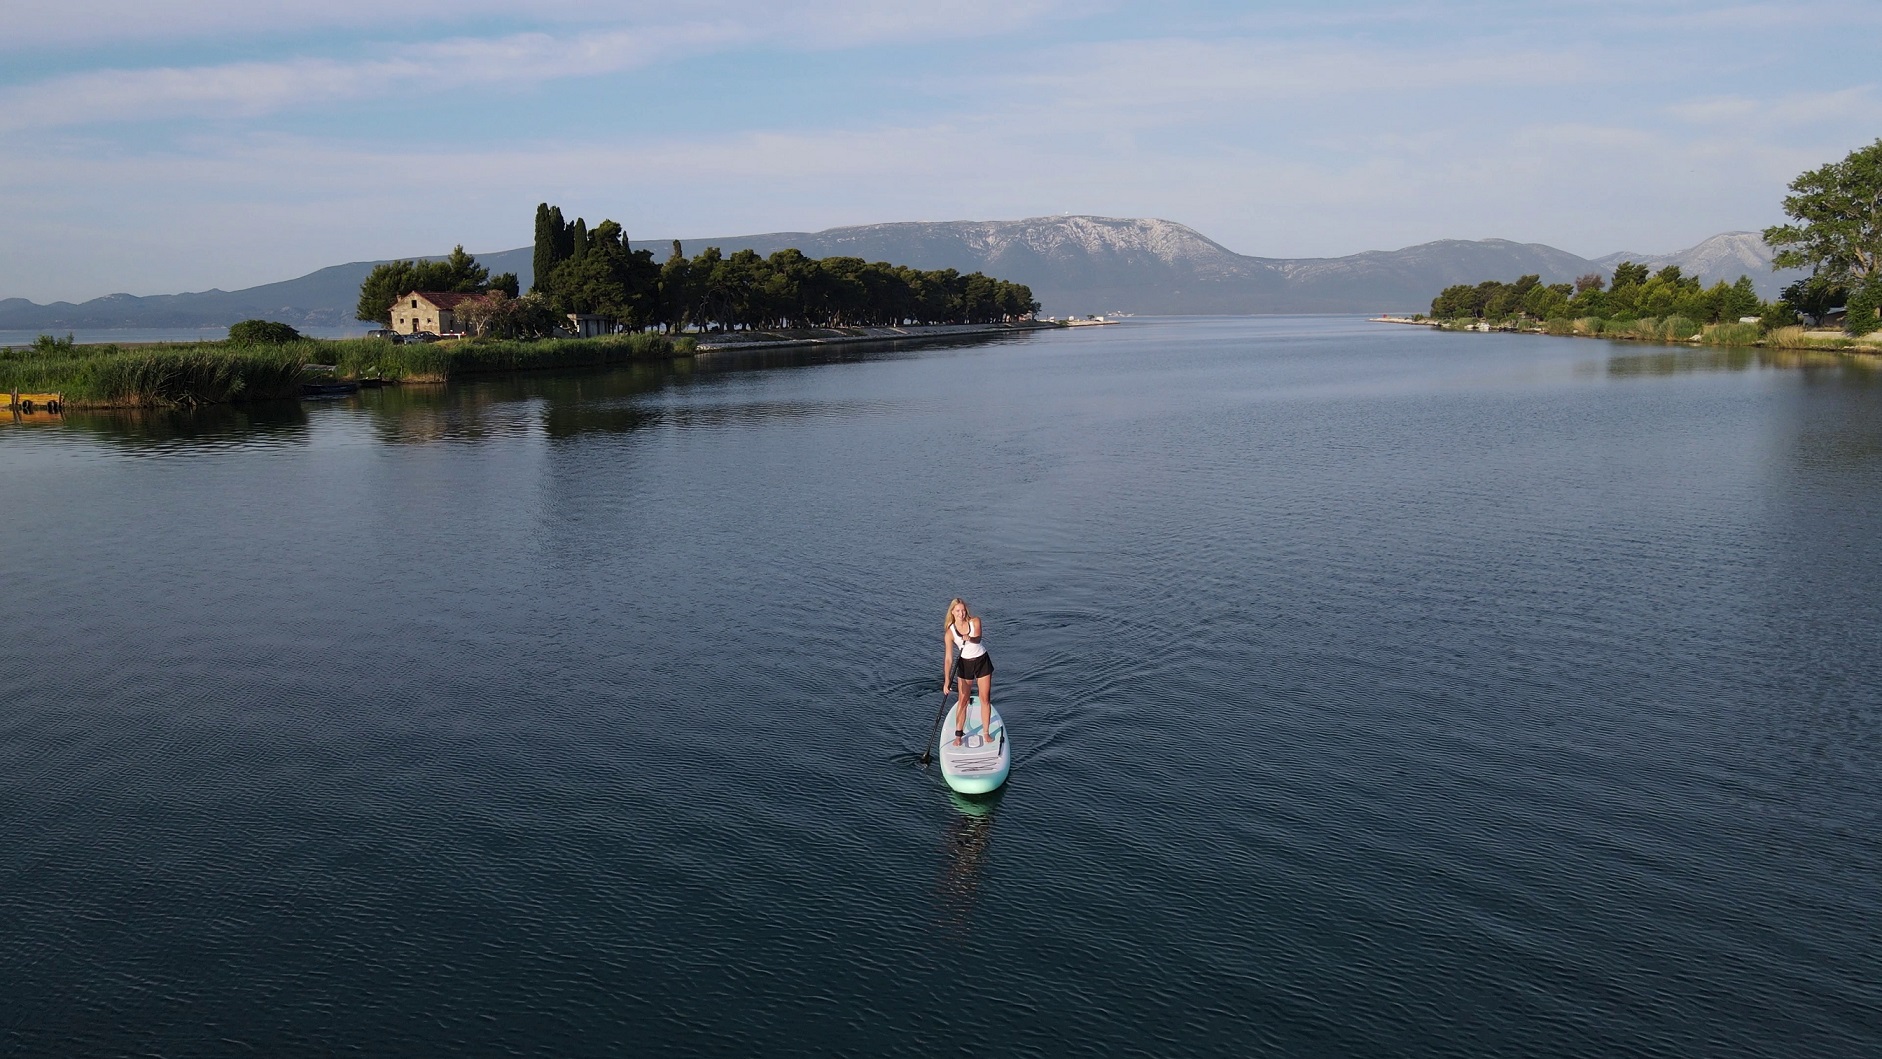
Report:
964,617,982,643
942,626,955,687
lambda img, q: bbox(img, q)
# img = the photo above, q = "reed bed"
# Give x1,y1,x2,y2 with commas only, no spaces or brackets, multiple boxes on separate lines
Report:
3,332,694,407
332,333,692,382
1662,315,1701,340
1,337,310,407
1765,326,1860,350
1697,322,1764,347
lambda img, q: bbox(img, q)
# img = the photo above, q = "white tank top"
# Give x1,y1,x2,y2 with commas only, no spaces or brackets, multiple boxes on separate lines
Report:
951,620,987,659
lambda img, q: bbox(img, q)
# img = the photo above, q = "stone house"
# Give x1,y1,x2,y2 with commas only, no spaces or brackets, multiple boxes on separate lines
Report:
391,291,477,335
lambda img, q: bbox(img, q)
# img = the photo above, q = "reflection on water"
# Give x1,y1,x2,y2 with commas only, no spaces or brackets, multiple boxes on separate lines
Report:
2,401,312,454
1,339,997,453
1607,345,1882,382
936,788,1004,932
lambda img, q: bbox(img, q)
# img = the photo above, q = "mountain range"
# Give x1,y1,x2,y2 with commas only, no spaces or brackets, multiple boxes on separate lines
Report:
0,217,1800,331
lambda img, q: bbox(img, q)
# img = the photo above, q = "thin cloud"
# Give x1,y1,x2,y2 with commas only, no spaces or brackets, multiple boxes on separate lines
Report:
2,0,1067,51
0,1,1069,131
1664,87,1882,133
0,25,742,132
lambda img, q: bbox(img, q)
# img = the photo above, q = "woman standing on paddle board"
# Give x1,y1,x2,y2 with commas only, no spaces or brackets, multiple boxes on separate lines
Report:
942,598,993,746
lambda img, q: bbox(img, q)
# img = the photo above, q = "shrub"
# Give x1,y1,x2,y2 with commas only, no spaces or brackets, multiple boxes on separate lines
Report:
228,319,303,344
1759,301,1801,330
1844,278,1882,337
1663,315,1700,340
1573,317,1605,335
1543,317,1574,335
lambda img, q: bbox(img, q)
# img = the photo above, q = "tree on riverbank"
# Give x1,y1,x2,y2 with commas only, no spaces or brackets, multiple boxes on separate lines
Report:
1765,140,1882,336
1431,265,1760,326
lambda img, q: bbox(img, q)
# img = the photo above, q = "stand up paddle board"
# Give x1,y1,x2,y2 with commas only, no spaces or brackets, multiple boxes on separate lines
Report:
939,697,1011,795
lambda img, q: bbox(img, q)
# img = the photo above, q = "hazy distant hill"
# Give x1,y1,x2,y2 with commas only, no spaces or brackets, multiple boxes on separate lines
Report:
1591,232,1801,293
0,218,1796,330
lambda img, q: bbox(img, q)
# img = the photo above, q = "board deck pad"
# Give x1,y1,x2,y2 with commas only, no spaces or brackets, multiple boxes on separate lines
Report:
938,696,1011,794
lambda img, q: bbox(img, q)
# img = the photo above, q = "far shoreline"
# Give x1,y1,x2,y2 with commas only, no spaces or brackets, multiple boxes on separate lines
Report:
693,319,1065,354
1370,314,1882,354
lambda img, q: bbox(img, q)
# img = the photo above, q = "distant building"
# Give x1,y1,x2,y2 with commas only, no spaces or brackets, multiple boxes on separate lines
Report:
392,291,477,335
566,313,611,338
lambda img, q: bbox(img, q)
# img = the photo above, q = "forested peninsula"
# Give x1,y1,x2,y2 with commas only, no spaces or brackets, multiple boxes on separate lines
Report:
356,204,1042,338
1412,141,1882,352
4,203,1047,410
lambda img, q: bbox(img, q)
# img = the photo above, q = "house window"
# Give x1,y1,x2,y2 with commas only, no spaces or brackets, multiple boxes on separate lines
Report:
412,299,418,308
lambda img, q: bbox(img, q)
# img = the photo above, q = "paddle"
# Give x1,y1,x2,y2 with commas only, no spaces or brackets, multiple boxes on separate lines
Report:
918,686,951,765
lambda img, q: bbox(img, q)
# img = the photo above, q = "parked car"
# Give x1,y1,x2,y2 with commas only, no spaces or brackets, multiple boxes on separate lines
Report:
365,328,398,341
405,331,441,343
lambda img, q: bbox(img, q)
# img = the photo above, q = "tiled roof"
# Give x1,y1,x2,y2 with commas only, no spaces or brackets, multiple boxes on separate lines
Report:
406,290,482,309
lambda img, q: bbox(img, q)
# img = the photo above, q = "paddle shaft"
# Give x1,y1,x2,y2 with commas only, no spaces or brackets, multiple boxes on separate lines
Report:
919,686,950,764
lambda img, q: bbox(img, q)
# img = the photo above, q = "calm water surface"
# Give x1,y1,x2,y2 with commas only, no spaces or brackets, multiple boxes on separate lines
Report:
3,318,1878,1056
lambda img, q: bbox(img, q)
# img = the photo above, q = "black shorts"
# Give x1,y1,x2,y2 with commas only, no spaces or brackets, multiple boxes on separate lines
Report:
955,653,993,680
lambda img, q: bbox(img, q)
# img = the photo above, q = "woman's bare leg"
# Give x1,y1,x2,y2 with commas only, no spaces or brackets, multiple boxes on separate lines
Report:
955,673,972,744
977,674,992,739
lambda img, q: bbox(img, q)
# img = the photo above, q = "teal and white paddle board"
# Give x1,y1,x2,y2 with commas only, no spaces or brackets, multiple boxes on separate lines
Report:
939,697,1011,795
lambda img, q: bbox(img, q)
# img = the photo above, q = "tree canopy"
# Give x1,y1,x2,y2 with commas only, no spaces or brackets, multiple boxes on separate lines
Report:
373,204,1041,337
529,201,1038,332
1431,263,1762,325
354,246,494,324
1764,139,1882,288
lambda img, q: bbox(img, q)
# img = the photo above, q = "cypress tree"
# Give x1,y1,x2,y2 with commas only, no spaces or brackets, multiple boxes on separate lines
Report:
551,206,572,262
531,203,554,294
571,218,589,262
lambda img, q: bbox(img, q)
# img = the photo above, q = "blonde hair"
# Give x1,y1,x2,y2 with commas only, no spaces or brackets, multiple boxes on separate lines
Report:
944,598,974,627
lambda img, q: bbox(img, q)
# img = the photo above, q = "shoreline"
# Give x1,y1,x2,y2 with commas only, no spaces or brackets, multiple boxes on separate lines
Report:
1372,316,1882,354
694,320,1064,354
4,323,1064,415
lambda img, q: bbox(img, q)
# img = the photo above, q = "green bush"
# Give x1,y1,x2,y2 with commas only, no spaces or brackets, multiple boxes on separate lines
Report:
1543,317,1574,335
1844,278,1882,337
1759,301,1801,330
1663,315,1701,340
228,319,303,344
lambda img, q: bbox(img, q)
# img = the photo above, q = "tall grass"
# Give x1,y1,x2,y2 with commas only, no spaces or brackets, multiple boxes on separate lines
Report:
333,333,691,382
1698,322,1763,347
1662,315,1700,340
1625,317,1664,341
1,339,309,407
1,331,695,407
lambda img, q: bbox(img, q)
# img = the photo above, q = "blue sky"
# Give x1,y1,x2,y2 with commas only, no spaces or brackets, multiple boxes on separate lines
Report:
4,0,1880,302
